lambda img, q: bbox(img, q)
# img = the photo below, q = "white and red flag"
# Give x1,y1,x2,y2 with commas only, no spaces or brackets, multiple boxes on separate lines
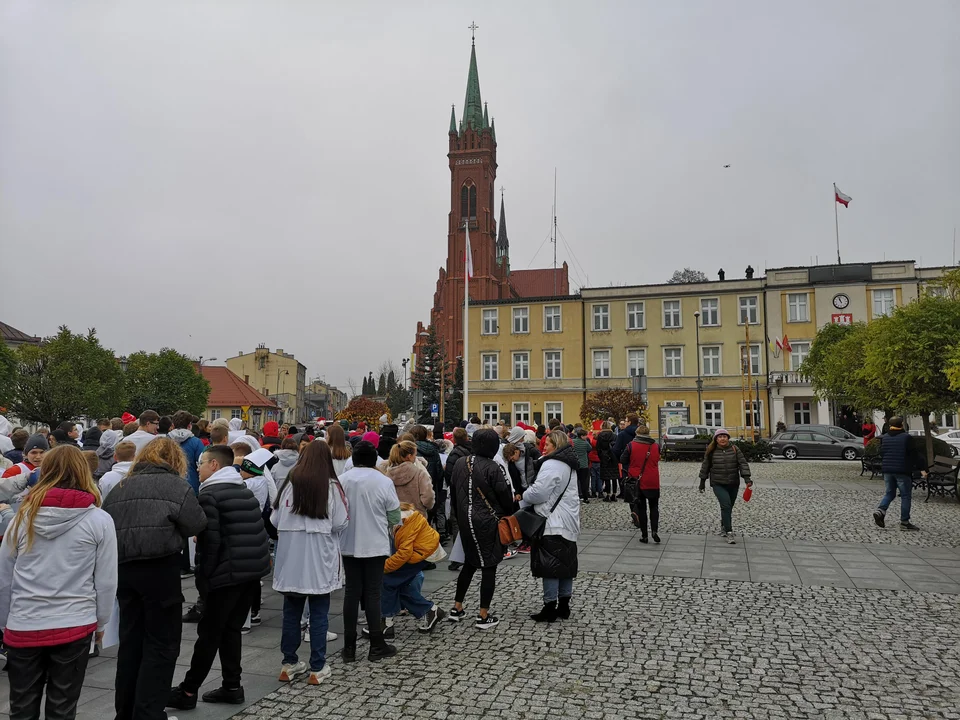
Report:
835,185,851,207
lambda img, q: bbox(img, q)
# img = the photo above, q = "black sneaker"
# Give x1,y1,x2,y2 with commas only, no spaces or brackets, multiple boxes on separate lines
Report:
475,614,499,630
900,522,920,531
448,562,462,572
167,686,197,710
182,605,202,623
423,562,437,571
418,606,446,632
202,686,245,705
250,612,261,626
639,535,649,544
652,533,661,544
368,643,397,662
873,510,886,528
341,645,356,663
631,512,641,528
180,568,194,578
447,607,466,622
360,624,395,640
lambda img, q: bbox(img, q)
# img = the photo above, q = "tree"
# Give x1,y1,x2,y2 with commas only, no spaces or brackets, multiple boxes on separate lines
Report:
0,342,16,411
411,325,449,416
927,267,960,300
12,326,126,426
336,397,390,429
377,373,386,396
668,268,708,284
946,342,960,394
801,322,885,412
361,376,369,395
444,357,464,426
387,369,397,393
579,388,648,425
386,384,411,418
123,348,211,416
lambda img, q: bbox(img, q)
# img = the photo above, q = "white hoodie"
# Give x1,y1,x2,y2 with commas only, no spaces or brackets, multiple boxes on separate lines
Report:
227,418,245,444
99,460,133,500
125,429,158,454
0,490,118,633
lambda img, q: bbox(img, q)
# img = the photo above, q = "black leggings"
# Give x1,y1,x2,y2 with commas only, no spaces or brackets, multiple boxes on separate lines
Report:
342,555,386,645
576,468,590,499
454,564,497,610
631,488,660,534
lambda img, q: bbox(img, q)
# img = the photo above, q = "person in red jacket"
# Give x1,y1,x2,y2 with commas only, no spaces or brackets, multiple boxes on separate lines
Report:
862,419,877,446
620,425,661,544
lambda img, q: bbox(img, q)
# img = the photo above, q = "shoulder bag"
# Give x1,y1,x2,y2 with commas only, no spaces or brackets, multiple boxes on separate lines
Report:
623,445,652,502
499,466,575,544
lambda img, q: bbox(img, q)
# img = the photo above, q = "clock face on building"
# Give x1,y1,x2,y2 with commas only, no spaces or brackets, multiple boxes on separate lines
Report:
832,294,850,309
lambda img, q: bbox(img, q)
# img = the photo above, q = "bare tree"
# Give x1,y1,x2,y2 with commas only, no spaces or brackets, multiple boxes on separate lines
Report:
668,268,708,284
345,376,359,398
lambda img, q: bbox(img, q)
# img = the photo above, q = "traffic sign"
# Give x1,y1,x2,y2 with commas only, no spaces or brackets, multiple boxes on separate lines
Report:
430,403,439,416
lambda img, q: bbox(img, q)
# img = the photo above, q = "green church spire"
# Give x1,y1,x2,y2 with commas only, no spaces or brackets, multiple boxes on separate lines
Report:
461,39,484,132
483,102,489,129
449,105,457,134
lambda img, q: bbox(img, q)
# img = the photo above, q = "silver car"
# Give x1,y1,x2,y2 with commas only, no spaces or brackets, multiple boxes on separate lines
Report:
770,430,863,461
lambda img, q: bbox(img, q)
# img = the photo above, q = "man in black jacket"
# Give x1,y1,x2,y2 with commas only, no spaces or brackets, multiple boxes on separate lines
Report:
168,445,271,710
873,417,926,531
611,413,640,497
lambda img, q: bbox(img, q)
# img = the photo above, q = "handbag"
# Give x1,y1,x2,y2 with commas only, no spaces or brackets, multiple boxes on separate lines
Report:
624,445,652,503
506,467,575,543
468,457,512,545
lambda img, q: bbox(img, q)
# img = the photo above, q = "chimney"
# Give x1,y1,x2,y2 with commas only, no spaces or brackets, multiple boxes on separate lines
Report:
745,265,755,279
718,268,726,281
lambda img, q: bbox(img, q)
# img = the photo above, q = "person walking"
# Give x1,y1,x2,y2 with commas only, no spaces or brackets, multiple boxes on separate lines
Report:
571,429,593,503
0,444,118,720
103,437,207,720
698,429,752,544
862,418,878,446
272,441,349,685
383,440,436,518
447,429,514,630
872,417,925,531
338,441,401,663
168,445,271,710
620,425,662,543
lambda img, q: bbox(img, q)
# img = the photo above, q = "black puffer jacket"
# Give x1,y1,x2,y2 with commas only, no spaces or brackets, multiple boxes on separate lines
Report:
417,440,444,493
880,430,925,475
444,440,472,487
103,461,207,564
699,444,751,487
596,429,620,481
196,473,271,593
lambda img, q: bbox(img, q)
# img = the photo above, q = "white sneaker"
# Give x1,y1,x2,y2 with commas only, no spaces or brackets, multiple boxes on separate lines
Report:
278,660,308,682
307,664,332,685
326,631,338,641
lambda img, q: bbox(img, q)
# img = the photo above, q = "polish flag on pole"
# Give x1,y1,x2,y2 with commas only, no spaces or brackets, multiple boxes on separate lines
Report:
835,185,851,207
464,224,474,279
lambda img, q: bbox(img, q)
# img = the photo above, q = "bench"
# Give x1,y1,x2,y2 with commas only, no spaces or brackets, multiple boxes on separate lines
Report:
925,455,960,503
860,454,882,479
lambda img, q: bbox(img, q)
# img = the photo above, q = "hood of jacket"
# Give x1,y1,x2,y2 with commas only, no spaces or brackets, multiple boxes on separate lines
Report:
229,418,243,431
537,444,579,472
97,430,121,458
416,440,439,460
109,460,133,477
632,435,656,447
273,449,299,468
168,428,195,444
33,488,98,540
386,461,426,489
200,465,243,491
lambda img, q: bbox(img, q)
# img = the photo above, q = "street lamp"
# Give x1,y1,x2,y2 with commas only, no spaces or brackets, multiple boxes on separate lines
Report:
198,356,217,367
694,311,703,424
401,357,409,390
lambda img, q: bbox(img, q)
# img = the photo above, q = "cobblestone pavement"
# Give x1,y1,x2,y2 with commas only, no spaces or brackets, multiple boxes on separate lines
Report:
234,564,960,720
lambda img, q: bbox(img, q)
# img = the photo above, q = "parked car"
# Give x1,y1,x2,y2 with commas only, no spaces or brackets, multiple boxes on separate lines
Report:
659,424,712,458
935,429,960,458
770,430,863,461
787,424,859,441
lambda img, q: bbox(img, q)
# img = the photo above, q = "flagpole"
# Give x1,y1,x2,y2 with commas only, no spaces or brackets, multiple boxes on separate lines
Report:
463,219,470,423
834,183,841,265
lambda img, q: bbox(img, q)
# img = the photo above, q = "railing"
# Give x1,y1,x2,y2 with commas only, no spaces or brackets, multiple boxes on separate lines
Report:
768,371,809,386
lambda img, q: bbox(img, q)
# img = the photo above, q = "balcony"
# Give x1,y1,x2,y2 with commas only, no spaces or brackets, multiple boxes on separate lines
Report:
768,371,811,391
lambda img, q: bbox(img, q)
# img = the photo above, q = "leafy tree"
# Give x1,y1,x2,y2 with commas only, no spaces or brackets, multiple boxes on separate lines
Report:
377,373,386,396
336,397,390,429
123,348,211,416
946,342,960,394
579,388,648,425
801,322,885,412
927,267,960,300
386,384,411,418
12,326,126,426
387,370,397,393
668,268,708,284
411,325,449,416
0,342,16,411
444,357,464,426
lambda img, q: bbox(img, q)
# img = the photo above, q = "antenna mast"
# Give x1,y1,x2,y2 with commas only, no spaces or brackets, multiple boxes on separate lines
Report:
553,169,557,295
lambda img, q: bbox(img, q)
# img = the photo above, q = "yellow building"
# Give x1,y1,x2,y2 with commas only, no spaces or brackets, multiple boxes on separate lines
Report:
225,345,308,424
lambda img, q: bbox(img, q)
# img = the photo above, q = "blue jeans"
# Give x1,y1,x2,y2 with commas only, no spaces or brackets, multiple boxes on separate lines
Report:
542,577,574,603
381,562,433,619
879,473,912,523
281,594,329,672
589,464,603,495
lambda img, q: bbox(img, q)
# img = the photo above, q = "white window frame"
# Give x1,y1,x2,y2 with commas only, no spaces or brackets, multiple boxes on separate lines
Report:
738,344,762,376
793,401,811,425
699,297,720,327
872,289,895,318
703,401,723,428
790,342,811,371
481,403,499,425
592,303,610,332
701,345,722,376
627,348,646,377
512,352,529,380
544,402,563,422
512,307,529,334
626,301,645,330
743,400,764,429
482,308,499,335
512,402,531,425
481,353,499,381
787,293,809,323
543,305,562,333
662,299,682,329
663,347,683,377
231,409,242,420
927,285,948,298
592,349,611,378
210,409,222,421
738,296,759,325
544,350,562,379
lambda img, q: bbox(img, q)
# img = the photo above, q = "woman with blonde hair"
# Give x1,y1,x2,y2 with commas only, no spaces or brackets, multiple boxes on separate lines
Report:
103,437,206,720
0,444,118,720
384,441,435,518
326,423,352,477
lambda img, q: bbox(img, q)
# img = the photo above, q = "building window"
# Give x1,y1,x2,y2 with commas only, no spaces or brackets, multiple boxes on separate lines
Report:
744,400,763,428
544,305,562,332
482,308,498,335
210,409,222,421
461,184,477,220
664,348,683,377
927,285,948,298
793,402,811,425
663,300,681,328
513,403,531,425
627,349,646,377
592,304,610,331
513,352,530,380
626,302,645,330
231,409,242,420
739,296,759,325
544,351,562,379
481,403,498,425
704,401,723,427
739,345,762,376
873,289,895,317
593,350,611,378
513,307,529,334
701,346,721,376
544,402,563,422
700,298,719,326
482,353,498,381
790,342,811,371
787,293,809,323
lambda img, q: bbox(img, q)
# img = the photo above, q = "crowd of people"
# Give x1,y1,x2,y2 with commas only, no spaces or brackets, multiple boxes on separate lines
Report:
0,408,764,720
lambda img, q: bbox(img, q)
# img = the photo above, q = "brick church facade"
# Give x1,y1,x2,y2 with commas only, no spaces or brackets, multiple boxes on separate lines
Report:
412,38,569,369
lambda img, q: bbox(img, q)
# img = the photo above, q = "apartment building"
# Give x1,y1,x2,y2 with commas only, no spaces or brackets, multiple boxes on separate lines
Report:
225,346,308,424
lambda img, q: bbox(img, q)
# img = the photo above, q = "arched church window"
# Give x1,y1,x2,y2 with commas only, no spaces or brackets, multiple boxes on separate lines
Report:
469,186,477,220
461,185,469,220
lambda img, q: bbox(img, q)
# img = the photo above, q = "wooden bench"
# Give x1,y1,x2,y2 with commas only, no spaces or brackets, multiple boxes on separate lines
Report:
925,455,960,503
860,454,882,479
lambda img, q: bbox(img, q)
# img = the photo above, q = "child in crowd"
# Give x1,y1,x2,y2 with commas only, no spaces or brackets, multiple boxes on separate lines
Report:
98,440,136,499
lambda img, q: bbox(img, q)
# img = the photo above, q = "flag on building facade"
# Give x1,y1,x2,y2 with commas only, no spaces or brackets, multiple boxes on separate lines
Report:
465,229,474,279
835,185,851,207
783,335,793,353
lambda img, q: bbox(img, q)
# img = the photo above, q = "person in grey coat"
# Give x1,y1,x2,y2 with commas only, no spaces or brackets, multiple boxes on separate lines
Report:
698,429,752,544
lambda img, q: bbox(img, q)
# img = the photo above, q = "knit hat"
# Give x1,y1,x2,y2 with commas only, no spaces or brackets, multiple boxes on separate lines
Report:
380,424,399,440
362,431,380,449
353,441,379,468
239,447,273,476
472,428,501,459
24,434,50,454
507,427,526,444
121,412,137,425
262,421,280,438
714,428,730,438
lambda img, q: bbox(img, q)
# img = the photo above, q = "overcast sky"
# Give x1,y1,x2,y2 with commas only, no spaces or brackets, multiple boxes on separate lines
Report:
2,1,958,392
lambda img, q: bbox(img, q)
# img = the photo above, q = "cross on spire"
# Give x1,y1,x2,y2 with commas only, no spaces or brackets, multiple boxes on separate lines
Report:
469,21,479,44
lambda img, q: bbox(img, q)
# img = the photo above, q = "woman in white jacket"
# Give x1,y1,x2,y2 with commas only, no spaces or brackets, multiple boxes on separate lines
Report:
271,440,348,686
0,444,118,719
520,430,581,624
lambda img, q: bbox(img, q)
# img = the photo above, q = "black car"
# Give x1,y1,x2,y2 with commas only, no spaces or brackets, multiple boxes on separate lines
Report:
770,430,863,461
